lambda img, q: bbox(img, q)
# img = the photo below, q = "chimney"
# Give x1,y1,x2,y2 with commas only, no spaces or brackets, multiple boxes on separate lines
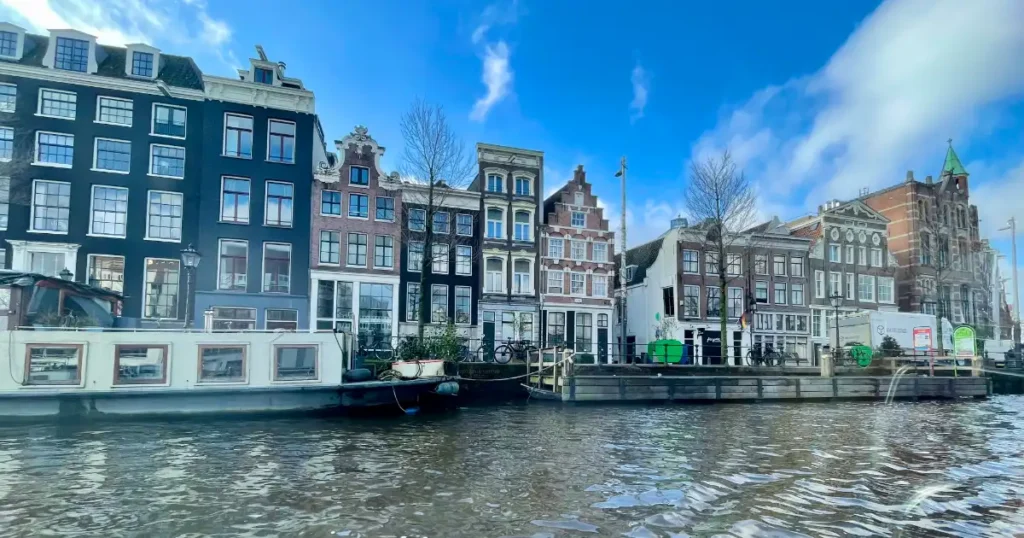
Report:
817,204,824,215
906,170,914,183
574,164,585,182
925,175,933,184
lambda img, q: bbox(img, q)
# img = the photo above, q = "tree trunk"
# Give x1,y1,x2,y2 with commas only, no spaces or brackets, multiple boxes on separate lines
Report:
416,181,435,339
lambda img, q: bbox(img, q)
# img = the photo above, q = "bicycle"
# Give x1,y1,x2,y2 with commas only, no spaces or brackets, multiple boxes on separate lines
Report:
493,339,538,364
746,347,784,367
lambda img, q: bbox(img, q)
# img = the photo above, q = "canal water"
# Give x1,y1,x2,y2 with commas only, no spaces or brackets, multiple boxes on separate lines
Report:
1,398,1023,537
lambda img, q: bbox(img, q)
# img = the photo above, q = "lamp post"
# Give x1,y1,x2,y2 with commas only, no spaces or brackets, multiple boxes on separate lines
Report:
180,244,201,328
614,157,627,362
999,218,1019,343
829,292,843,354
59,268,73,280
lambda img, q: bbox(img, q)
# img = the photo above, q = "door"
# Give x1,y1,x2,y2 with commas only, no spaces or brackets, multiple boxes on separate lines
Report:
482,312,495,362
732,331,743,366
598,328,609,363
684,330,695,365
702,330,722,365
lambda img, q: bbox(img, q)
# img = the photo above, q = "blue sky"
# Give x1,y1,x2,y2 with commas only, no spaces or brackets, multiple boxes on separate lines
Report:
3,0,1024,307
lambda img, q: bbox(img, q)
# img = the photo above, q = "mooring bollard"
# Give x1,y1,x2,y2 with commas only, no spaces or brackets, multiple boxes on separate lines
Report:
820,351,834,378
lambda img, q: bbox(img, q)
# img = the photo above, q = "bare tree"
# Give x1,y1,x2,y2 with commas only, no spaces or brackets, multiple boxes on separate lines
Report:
684,150,757,348
399,100,477,338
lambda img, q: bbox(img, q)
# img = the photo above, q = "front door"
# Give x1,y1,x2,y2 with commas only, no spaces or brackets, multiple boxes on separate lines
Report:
702,330,722,365
597,328,609,363
482,313,495,362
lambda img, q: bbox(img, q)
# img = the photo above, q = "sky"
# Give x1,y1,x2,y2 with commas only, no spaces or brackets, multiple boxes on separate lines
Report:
2,0,1024,309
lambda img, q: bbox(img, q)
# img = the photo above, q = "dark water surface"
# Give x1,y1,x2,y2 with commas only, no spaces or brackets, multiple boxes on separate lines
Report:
1,398,1023,537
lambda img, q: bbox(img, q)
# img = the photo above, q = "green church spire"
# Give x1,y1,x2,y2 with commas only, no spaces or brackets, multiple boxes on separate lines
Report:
943,138,967,176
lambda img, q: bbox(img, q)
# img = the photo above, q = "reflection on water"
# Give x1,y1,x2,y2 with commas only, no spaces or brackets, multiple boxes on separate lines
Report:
0,398,1023,537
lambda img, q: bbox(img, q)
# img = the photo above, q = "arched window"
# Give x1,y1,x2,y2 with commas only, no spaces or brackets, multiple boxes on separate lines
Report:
514,210,531,241
920,233,932,265
486,207,503,239
485,257,504,293
513,259,531,294
514,176,531,196
486,174,503,193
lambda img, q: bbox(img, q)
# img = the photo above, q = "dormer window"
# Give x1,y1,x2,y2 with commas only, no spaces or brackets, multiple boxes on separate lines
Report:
255,67,274,84
124,44,160,79
54,37,89,72
131,51,154,77
0,31,16,58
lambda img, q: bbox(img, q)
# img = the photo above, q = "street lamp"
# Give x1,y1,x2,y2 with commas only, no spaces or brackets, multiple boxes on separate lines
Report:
59,268,73,280
829,292,844,354
180,244,201,328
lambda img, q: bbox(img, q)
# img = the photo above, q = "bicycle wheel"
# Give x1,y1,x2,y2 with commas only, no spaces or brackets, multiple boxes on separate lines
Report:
494,344,513,364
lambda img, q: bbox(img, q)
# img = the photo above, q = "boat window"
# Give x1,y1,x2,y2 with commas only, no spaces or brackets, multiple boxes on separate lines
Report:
114,345,168,385
198,345,247,383
25,344,83,385
273,345,318,381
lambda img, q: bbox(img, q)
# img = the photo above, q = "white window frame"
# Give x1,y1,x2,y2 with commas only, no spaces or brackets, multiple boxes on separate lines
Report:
220,176,251,224
871,248,882,268
547,269,564,294
346,232,368,268
484,256,506,294
485,205,505,240
858,246,867,266
0,175,9,229
373,235,394,270
755,280,769,304
682,285,700,317
408,208,426,231
829,272,841,297
486,173,504,193
455,213,472,236
408,241,424,273
512,208,533,242
430,284,449,323
87,184,128,238
33,130,74,168
349,165,370,187
94,95,133,127
791,283,804,306
570,239,586,261
222,112,254,159
845,272,855,300
571,211,586,228
91,137,131,174
29,179,71,235
144,189,184,243
431,243,449,275
150,103,187,140
772,254,786,276
683,249,700,274
36,88,76,120
266,118,297,164
511,257,533,295
592,242,608,263
815,270,825,298
878,276,895,304
148,143,186,179
264,180,295,227
454,286,472,325
319,189,342,217
216,238,249,291
774,282,788,305
142,257,180,320
513,175,532,196
726,253,742,276
86,253,125,293
570,271,586,296
548,238,564,259
829,244,840,263
0,126,12,162
790,256,804,277
845,245,855,265
0,83,16,114
858,274,875,303
433,211,450,234
262,242,292,294
592,274,608,297
455,245,472,276
318,230,340,266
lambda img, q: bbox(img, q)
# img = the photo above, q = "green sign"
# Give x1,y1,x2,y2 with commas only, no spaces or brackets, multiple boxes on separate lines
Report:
851,345,873,367
953,326,977,358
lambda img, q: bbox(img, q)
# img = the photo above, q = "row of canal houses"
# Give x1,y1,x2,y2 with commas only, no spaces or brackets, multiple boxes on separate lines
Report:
0,23,615,357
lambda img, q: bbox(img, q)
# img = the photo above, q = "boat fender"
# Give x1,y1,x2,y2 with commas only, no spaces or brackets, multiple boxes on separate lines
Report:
435,381,460,396
343,368,374,382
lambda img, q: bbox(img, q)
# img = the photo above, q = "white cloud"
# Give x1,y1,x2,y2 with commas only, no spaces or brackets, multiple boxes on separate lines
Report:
471,0,518,44
629,63,649,123
970,158,1024,241
692,0,1024,217
470,41,512,122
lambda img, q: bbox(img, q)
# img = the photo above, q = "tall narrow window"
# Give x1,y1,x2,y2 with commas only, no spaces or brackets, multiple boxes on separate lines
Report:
143,258,179,319
705,252,720,274
153,104,186,138
348,193,368,218
570,240,586,261
514,210,531,241
755,281,768,304
486,174,503,193
267,119,296,163
774,282,787,304
706,287,721,317
374,236,394,268
683,250,699,273
349,166,369,186
485,258,504,293
548,238,564,259
408,242,424,272
683,285,700,317
815,271,825,298
406,283,420,322
791,283,804,305
263,243,291,293
548,270,564,293
433,211,450,234
146,191,183,241
89,185,128,237
39,89,76,118
513,259,531,294
570,272,585,295
547,313,566,347
455,287,471,324
456,245,472,275
54,37,89,72
0,177,10,230
131,51,154,77
221,177,250,223
218,239,248,291
0,127,12,160
790,257,804,277
431,244,449,274
593,243,608,262
265,182,294,226
515,176,530,196
456,213,473,236
593,275,608,297
486,207,503,239
575,313,593,352
31,180,70,233
728,288,743,318
223,114,253,158
409,208,426,231
431,285,448,323
319,231,340,264
347,233,367,266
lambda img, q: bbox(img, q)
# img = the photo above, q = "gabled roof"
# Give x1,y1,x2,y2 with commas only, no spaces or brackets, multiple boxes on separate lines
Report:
744,216,790,235
614,237,664,288
942,141,968,176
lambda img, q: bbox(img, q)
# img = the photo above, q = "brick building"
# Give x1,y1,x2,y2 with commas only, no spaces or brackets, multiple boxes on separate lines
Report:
539,165,615,362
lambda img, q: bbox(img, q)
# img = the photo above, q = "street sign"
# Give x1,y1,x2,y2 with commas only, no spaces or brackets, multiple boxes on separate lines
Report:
851,345,873,367
952,326,977,358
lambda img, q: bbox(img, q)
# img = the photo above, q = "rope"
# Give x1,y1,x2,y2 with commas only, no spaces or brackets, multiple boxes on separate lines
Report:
391,383,408,413
452,352,574,383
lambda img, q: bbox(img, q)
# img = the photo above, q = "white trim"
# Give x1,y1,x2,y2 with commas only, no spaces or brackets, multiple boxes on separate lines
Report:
94,95,133,127
484,255,507,294
0,61,204,101
317,230,341,267
91,136,131,174
454,286,473,326
455,244,473,276
345,232,369,268
408,208,426,231
28,179,71,235
346,191,369,221
262,242,293,294
0,83,14,115
87,184,129,239
150,102,188,140
483,168,507,194
124,44,160,80
374,195,396,222
546,268,564,294
320,188,343,217
144,189,183,243
484,203,506,240
264,180,295,228
512,173,533,197
0,24,26,62
430,284,449,323
219,175,251,224
147,142,186,179
204,74,315,114
85,253,125,290
348,165,370,187
216,238,249,292
455,212,473,237
266,118,297,164
430,242,450,275
141,257,181,321
36,87,77,120
433,210,451,235
569,270,586,297
512,207,534,242
32,130,74,168
372,234,395,270
407,240,424,273
8,240,79,277
44,30,98,74
222,112,254,159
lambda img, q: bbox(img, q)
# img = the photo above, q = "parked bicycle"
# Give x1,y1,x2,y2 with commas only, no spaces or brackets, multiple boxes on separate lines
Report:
493,339,538,364
746,346,798,367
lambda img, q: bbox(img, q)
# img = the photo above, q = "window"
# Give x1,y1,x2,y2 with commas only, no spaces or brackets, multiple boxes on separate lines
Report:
431,285,448,323
829,272,841,297
347,193,369,219
218,177,252,223
549,238,564,259
772,255,786,276
374,236,394,268
35,132,74,166
316,231,340,265
29,252,64,276
513,259,531,294
485,258,504,293
858,246,867,266
593,274,608,297
707,287,721,317
728,288,743,318
267,120,295,163
409,208,426,231
0,127,11,160
315,280,356,332
575,313,593,352
858,275,875,302
376,197,395,221
815,271,825,298
547,313,566,347
223,114,253,158
114,345,167,385
88,255,124,292
456,213,472,236
570,272,585,295
878,277,894,304
150,144,185,178
254,67,274,84
791,283,804,305
96,96,132,126
514,211,530,241
350,166,369,186
432,243,449,274
406,283,421,322
0,177,6,229
265,182,294,226
682,285,700,317
683,250,699,273
515,176,531,196
790,257,804,277
486,174,503,192
93,138,131,173
456,245,472,275
198,345,247,383
408,241,424,272
358,283,394,340
755,281,768,304
146,191,182,241
661,286,675,317
938,236,949,267
89,185,128,237
263,243,291,293
726,253,742,275
347,233,367,266
774,282,787,304
845,245,855,265
813,310,823,338
592,243,608,263
30,180,70,233
273,345,316,380
39,89,76,118
958,240,970,270
547,270,563,293
25,345,82,385
212,305,255,329
829,244,840,263
845,273,855,300
152,104,186,138
131,51,153,77
871,248,882,268
455,287,471,324
434,211,450,234
705,251,720,274
218,239,248,291
570,240,586,261
486,207,503,239
0,32,16,58
571,211,585,228
921,233,932,265
143,258,179,319
54,37,89,72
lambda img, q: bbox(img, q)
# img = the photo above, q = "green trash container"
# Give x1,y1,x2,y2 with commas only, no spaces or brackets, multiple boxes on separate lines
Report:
649,339,684,364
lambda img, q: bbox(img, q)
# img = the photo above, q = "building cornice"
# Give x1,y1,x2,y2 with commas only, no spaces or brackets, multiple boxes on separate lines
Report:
0,61,205,100
203,75,314,113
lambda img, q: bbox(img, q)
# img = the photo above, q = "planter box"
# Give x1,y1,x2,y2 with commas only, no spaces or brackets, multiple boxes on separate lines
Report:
391,359,446,378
